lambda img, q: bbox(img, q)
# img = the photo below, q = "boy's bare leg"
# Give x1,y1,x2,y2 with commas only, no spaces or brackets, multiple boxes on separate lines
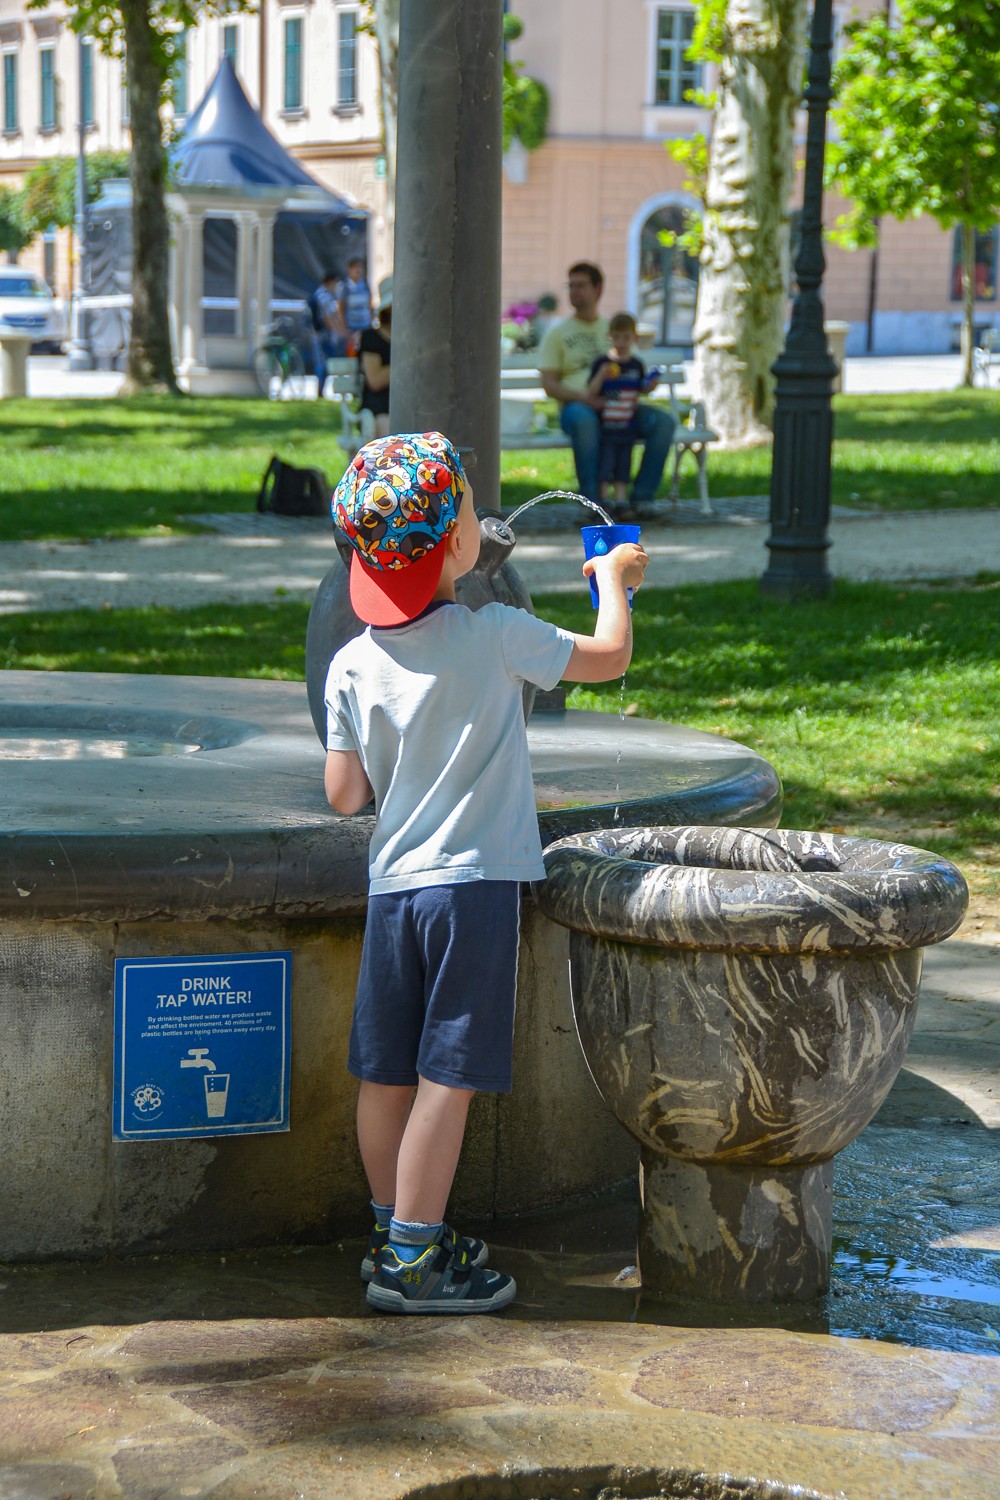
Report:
614,480,628,502
356,1081,413,1206
394,1077,474,1225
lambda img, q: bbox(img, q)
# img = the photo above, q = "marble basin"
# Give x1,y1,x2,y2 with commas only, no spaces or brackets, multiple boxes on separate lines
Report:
537,825,969,1302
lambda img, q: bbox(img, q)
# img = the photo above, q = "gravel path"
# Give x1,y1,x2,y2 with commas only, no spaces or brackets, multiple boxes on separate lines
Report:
2,503,998,614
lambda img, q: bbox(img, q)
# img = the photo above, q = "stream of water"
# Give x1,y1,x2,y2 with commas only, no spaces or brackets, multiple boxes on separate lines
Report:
503,489,615,531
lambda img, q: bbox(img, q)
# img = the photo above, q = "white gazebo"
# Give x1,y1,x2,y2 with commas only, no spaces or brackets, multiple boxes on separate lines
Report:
168,58,367,394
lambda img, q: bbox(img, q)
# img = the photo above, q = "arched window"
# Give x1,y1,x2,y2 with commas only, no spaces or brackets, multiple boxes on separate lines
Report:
950,227,998,302
632,200,701,347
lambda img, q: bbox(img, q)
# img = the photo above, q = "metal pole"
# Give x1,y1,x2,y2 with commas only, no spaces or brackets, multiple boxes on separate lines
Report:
760,0,837,599
390,0,504,510
67,33,94,370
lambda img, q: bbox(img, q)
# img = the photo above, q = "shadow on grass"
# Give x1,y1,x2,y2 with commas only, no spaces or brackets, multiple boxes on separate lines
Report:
0,397,342,451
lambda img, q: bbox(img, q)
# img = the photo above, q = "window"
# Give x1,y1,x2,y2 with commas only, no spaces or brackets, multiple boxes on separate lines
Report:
172,31,188,117
337,10,357,107
637,201,700,345
222,22,238,69
951,226,998,302
40,45,57,130
80,38,93,127
2,51,17,133
654,7,698,106
283,16,302,111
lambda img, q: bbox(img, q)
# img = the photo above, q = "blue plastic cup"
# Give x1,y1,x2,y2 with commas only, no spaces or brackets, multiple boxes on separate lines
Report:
581,523,641,609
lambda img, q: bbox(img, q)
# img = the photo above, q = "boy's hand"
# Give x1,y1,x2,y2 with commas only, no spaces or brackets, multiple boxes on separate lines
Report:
583,541,649,595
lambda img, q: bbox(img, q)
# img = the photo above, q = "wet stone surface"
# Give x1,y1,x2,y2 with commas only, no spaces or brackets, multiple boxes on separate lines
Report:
0,938,996,1498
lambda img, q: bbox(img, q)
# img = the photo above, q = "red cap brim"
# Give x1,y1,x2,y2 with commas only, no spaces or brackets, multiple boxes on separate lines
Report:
349,544,448,627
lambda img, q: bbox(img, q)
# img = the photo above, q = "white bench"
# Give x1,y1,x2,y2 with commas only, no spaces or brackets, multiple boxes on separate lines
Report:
499,357,717,516
326,356,375,452
974,329,999,387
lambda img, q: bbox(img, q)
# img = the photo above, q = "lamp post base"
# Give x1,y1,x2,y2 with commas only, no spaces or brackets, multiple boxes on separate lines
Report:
761,538,833,600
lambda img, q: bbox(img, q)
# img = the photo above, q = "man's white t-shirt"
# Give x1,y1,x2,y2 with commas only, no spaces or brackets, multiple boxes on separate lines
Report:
537,315,610,395
325,601,575,895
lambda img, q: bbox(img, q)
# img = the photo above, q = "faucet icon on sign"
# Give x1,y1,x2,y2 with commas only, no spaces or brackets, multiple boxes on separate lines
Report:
180,1047,216,1072
179,1048,230,1120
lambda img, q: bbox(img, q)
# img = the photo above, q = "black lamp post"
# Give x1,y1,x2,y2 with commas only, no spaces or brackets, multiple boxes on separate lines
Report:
761,0,838,599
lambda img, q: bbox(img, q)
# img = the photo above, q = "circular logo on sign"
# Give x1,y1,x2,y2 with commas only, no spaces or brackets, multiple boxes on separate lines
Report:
131,1083,165,1118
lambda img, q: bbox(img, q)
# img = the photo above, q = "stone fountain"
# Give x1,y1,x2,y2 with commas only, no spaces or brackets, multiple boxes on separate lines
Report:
537,824,969,1302
0,516,782,1261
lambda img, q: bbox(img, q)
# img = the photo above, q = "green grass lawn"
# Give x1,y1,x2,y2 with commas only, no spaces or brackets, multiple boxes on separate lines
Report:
1,389,998,542
5,577,998,896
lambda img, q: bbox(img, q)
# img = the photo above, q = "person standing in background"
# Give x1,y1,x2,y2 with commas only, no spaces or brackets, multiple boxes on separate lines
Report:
338,258,375,356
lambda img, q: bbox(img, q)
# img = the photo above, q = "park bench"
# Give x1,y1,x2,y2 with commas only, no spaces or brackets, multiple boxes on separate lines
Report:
326,356,376,451
327,350,718,517
499,352,717,516
974,328,999,388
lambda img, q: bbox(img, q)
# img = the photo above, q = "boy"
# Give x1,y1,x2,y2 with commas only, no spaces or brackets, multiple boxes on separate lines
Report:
586,312,658,518
324,432,648,1314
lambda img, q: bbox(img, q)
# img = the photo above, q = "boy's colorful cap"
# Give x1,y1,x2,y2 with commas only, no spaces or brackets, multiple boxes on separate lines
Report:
332,432,466,626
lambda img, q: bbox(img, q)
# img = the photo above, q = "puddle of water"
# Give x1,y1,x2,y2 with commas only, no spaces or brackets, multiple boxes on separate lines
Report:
0,731,200,759
833,1242,1000,1307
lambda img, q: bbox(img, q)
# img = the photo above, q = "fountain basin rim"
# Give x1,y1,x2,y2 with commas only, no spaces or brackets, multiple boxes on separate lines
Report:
0,674,783,921
537,826,969,954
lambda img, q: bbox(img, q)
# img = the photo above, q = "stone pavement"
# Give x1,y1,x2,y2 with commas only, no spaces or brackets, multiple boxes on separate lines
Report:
21,351,976,401
0,926,998,1500
4,499,1000,614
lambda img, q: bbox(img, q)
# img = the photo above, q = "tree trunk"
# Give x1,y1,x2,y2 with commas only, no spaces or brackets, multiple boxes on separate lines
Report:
694,0,809,446
960,220,975,388
373,0,400,244
121,0,178,393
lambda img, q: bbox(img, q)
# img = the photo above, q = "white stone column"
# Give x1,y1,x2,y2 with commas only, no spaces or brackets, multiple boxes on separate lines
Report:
179,210,205,376
253,210,277,347
235,211,253,344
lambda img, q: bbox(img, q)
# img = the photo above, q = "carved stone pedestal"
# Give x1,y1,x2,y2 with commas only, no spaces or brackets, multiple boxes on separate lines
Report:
538,825,968,1303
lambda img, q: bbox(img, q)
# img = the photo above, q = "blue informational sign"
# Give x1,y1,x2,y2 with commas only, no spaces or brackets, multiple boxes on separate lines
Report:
113,951,291,1141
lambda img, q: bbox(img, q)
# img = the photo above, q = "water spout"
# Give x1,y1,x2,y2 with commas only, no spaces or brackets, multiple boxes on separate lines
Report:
505,489,615,532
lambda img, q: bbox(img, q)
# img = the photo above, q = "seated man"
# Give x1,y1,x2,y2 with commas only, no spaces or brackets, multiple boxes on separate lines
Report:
538,261,675,519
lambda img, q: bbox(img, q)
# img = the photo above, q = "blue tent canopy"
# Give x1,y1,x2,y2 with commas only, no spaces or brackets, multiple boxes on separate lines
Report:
174,56,347,200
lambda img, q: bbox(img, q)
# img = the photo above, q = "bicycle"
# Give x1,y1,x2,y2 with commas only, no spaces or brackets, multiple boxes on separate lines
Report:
253,316,308,399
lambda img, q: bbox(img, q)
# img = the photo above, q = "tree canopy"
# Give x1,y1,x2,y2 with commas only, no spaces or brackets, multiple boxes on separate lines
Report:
502,13,549,154
827,0,1000,383
18,151,132,240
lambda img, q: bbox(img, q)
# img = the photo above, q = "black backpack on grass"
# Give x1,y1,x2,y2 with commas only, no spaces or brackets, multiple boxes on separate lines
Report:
256,456,330,518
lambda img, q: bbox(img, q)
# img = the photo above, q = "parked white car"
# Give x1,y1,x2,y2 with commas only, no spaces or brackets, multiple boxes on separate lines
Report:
0,267,67,352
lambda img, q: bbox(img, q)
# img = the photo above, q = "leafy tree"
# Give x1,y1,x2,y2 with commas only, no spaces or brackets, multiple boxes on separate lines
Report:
30,2,251,393
0,186,31,261
684,0,811,446
827,0,1000,386
18,151,132,240
502,13,549,154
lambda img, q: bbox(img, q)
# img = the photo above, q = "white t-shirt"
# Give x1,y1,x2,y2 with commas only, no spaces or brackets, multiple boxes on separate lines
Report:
325,601,575,894
537,315,610,395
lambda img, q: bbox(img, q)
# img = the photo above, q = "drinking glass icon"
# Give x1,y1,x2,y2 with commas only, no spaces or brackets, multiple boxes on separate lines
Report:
205,1073,230,1119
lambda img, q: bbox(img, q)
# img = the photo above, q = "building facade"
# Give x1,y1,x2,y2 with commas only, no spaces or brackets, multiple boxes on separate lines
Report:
0,0,996,355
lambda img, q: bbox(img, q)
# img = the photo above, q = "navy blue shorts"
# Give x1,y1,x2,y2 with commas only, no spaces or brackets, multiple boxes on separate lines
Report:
349,881,521,1093
599,435,635,486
